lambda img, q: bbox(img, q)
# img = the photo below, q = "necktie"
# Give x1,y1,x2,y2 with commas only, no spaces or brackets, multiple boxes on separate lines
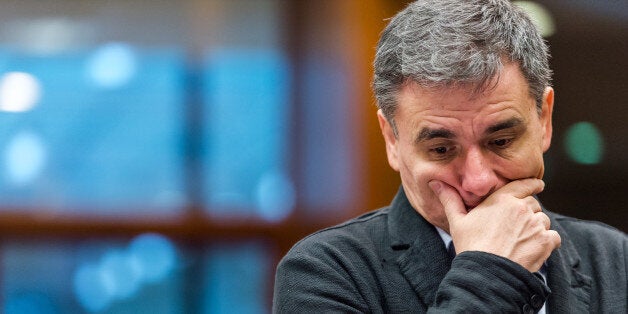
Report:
447,241,456,259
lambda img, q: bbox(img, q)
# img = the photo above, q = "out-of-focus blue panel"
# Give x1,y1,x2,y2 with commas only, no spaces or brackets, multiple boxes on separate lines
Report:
0,44,187,213
203,242,271,314
203,48,294,221
1,235,183,313
300,56,354,211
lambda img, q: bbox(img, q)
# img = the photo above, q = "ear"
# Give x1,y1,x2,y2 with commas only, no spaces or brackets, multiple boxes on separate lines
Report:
540,87,554,152
377,109,400,171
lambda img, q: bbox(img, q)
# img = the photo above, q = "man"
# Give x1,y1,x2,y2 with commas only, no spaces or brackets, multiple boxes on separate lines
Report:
273,0,627,313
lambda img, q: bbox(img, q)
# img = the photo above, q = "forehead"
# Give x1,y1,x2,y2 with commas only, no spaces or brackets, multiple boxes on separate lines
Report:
396,63,535,129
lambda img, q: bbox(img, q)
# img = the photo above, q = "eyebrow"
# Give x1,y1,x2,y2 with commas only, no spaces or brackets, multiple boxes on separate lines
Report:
485,117,524,135
415,117,524,144
416,128,455,143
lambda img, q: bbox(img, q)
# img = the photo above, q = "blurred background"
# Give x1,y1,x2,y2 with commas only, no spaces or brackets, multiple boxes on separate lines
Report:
0,0,624,313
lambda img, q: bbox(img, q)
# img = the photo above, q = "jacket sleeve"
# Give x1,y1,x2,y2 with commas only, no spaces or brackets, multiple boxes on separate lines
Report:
274,248,550,313
430,251,550,313
273,248,369,314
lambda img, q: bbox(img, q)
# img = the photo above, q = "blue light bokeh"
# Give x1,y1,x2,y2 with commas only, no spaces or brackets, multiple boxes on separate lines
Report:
203,48,294,220
73,233,177,312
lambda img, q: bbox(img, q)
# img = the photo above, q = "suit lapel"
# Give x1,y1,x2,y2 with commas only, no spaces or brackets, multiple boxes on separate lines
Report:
387,188,452,307
545,211,591,313
396,233,452,307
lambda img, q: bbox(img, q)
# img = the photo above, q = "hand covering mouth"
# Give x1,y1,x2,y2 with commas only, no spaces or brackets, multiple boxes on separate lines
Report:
463,200,482,212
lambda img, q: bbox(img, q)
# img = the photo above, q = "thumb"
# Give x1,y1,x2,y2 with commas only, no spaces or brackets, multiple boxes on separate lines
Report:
428,180,466,223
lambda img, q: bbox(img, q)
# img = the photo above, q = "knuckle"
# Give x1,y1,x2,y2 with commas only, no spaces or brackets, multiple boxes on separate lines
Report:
545,230,561,248
526,196,541,210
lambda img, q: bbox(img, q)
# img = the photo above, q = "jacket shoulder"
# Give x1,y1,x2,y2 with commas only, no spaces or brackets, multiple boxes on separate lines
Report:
273,208,392,313
287,207,390,256
549,211,626,274
550,211,626,246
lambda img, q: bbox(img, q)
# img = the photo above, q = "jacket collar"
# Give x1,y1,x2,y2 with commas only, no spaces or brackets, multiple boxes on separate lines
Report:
387,187,452,307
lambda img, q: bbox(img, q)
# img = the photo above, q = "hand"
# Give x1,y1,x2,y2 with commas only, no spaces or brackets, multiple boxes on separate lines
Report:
429,178,561,272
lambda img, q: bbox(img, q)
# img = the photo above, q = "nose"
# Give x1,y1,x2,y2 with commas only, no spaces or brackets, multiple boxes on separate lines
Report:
459,146,499,199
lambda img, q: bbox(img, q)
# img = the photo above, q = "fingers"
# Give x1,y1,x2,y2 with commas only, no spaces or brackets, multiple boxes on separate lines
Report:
523,195,542,213
535,211,551,230
534,229,561,270
429,180,466,223
430,177,561,272
547,229,562,248
534,211,560,253
524,195,550,230
498,178,545,199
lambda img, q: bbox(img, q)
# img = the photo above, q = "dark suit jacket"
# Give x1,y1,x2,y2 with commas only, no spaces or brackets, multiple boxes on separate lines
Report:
273,188,627,313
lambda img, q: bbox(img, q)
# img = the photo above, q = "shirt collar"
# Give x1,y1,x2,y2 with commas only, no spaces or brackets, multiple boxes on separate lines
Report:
434,226,452,247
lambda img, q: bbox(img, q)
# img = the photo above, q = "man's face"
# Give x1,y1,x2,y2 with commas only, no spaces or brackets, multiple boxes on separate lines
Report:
378,62,554,232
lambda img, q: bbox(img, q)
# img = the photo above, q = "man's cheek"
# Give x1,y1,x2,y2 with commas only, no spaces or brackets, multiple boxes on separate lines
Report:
498,157,544,182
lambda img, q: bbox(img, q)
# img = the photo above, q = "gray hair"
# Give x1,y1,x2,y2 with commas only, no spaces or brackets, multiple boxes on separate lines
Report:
373,0,552,134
